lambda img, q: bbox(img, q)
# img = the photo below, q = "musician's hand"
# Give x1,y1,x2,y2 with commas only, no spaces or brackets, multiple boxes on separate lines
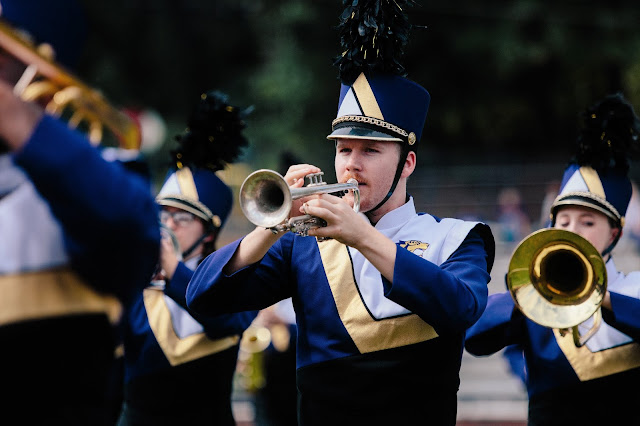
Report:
0,79,43,151
282,163,321,220
305,194,397,281
159,236,180,280
303,193,371,247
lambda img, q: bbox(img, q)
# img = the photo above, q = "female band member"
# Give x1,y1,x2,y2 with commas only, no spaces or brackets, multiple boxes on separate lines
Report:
118,91,258,426
465,93,640,425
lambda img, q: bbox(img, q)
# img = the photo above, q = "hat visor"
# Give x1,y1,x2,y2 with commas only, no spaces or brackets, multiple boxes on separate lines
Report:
156,197,211,222
326,125,403,142
551,195,620,223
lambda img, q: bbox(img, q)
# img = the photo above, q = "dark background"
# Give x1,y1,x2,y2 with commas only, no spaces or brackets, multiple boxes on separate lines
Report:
25,1,640,228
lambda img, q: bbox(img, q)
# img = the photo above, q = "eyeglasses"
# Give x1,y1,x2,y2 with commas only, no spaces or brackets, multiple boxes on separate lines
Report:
160,210,197,227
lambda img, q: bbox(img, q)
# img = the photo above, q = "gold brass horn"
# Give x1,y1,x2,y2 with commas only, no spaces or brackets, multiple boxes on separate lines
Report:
507,228,607,347
0,19,140,150
239,169,360,236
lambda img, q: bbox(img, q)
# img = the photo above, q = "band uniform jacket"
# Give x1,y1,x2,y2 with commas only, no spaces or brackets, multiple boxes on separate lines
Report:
465,257,640,425
187,197,495,425
121,255,257,425
0,115,160,424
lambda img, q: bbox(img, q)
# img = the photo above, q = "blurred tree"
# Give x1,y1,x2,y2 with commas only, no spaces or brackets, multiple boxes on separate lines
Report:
72,0,640,183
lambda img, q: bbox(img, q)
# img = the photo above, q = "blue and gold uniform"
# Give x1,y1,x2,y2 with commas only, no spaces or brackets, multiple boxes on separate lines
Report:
119,91,257,425
465,93,640,425
188,198,494,424
189,3,495,423
1,114,160,423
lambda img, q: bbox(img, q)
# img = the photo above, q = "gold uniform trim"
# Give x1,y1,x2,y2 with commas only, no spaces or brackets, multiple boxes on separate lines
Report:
554,329,640,381
143,288,239,366
352,73,384,120
176,167,199,201
579,167,606,199
0,268,122,326
317,238,438,354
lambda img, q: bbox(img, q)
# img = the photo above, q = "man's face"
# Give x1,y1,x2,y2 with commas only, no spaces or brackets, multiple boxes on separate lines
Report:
334,138,401,213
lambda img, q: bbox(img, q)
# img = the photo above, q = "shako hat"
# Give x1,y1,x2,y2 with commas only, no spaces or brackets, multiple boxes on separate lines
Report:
327,0,429,152
551,93,640,238
157,90,251,232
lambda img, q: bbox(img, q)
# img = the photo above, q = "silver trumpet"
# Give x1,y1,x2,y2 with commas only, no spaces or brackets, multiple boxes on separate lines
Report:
239,169,360,236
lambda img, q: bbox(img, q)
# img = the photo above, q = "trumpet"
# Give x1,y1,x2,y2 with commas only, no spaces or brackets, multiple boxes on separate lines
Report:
239,169,360,236
507,228,607,347
0,19,140,150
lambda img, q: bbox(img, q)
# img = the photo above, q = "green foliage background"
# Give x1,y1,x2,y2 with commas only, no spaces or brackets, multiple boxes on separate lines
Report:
74,0,640,204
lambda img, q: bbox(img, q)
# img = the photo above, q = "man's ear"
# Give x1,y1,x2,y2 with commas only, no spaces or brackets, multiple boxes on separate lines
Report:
401,150,416,178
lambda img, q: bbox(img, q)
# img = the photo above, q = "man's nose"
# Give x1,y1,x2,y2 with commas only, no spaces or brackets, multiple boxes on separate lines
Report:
345,152,362,170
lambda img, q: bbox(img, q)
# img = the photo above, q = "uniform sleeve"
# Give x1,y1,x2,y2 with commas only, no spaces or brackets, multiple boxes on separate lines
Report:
166,260,258,338
12,115,161,302
464,292,526,356
384,227,493,334
187,235,293,317
602,292,640,340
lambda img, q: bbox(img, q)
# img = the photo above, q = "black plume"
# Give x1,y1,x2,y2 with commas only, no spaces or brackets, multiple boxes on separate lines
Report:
171,90,252,172
574,93,640,174
334,0,417,85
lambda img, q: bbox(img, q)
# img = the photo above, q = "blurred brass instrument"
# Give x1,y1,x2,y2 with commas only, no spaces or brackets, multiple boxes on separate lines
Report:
507,228,607,347
150,223,182,286
236,324,272,392
239,169,360,236
0,19,140,149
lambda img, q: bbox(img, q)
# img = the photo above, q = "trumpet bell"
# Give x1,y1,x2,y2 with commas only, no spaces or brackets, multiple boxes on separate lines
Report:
239,169,292,228
508,229,607,331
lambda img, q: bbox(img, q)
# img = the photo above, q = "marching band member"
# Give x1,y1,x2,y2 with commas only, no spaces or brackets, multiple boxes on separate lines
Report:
118,90,258,426
0,0,160,424
186,2,495,424
465,93,640,425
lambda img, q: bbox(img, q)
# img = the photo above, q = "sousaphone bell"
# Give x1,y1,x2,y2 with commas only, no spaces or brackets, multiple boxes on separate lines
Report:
507,228,607,347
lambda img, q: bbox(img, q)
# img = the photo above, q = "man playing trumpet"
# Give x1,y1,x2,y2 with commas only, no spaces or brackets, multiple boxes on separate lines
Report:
186,1,495,423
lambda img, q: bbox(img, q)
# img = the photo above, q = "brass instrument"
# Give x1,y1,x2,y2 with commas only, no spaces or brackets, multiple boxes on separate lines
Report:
507,228,607,347
239,169,360,236
0,19,140,149
236,324,272,392
150,223,182,286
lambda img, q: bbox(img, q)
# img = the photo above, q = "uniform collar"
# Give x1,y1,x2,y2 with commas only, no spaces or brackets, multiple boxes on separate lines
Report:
374,196,416,232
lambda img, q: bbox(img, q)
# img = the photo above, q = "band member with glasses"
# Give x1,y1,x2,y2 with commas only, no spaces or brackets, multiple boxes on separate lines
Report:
0,1,161,424
117,90,258,426
186,3,495,424
465,93,640,425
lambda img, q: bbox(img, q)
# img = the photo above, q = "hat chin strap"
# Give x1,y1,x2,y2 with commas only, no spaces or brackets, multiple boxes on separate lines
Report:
602,226,622,257
368,147,407,214
181,233,209,260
